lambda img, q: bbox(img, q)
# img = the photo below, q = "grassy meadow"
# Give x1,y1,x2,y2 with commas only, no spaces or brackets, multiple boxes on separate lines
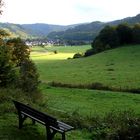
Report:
31,45,140,90
1,44,140,140
31,44,140,139
30,44,140,116
41,85,140,116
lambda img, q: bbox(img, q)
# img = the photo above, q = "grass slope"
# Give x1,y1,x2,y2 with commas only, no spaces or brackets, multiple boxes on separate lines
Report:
41,85,140,116
1,45,140,140
31,45,140,90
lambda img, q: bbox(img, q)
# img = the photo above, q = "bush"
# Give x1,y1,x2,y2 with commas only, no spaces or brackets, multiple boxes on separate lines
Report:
84,49,95,57
53,50,57,54
90,110,140,140
0,87,31,114
73,53,83,59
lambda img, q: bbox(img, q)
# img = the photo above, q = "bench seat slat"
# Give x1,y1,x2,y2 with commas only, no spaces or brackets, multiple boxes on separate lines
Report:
21,111,46,125
57,121,74,130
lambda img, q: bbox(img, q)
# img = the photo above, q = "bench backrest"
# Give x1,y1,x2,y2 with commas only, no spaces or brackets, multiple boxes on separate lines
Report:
13,100,58,127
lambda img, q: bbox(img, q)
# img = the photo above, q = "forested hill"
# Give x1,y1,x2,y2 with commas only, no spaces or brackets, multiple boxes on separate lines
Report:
0,13,140,40
0,23,78,38
48,14,140,41
47,21,105,41
0,23,31,38
21,23,78,37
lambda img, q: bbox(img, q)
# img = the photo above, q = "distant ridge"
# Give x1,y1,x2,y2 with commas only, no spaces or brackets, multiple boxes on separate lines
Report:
0,13,140,40
0,22,79,38
48,13,140,41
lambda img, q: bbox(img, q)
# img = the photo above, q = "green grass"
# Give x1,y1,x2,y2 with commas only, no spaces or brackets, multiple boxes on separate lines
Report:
41,84,140,117
31,45,140,90
0,114,89,140
31,45,91,60
44,45,91,53
1,44,140,140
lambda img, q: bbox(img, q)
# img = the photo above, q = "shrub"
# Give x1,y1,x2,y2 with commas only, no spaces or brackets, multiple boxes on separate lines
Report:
90,110,140,140
73,53,83,59
53,50,57,54
84,49,95,57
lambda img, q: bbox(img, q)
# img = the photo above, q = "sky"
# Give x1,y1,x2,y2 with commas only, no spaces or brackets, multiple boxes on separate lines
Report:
0,0,140,25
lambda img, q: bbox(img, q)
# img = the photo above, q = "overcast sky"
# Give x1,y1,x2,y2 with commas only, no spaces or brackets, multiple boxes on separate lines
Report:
0,0,140,25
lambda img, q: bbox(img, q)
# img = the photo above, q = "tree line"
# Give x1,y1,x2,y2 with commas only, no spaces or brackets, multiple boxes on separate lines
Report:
85,23,140,56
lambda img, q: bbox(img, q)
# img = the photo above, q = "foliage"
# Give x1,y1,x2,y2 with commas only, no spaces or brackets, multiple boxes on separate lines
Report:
0,29,10,38
84,48,95,57
73,53,83,59
0,36,40,101
19,59,40,93
133,23,140,44
89,23,140,56
90,110,140,140
6,38,30,66
92,26,120,53
0,45,16,87
116,23,133,44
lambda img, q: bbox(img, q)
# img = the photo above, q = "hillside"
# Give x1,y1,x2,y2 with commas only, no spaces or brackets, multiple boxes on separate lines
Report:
0,13,140,40
1,45,140,139
21,23,78,37
31,45,140,91
0,23,80,39
0,23,31,38
48,14,140,41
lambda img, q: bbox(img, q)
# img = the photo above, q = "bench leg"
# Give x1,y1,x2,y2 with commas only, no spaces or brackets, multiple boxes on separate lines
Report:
46,126,52,140
62,133,65,140
46,126,57,140
32,119,36,125
18,113,27,129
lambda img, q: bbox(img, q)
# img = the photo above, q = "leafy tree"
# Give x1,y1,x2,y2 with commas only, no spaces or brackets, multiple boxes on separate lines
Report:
91,25,120,54
0,45,16,86
92,39,105,53
116,23,133,44
6,38,30,66
19,59,40,93
132,23,140,44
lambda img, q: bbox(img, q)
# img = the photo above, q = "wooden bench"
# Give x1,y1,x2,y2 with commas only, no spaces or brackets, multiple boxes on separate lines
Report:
13,100,74,140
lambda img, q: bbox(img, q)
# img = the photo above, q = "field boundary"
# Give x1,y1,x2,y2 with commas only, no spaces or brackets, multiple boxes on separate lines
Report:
49,81,140,94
